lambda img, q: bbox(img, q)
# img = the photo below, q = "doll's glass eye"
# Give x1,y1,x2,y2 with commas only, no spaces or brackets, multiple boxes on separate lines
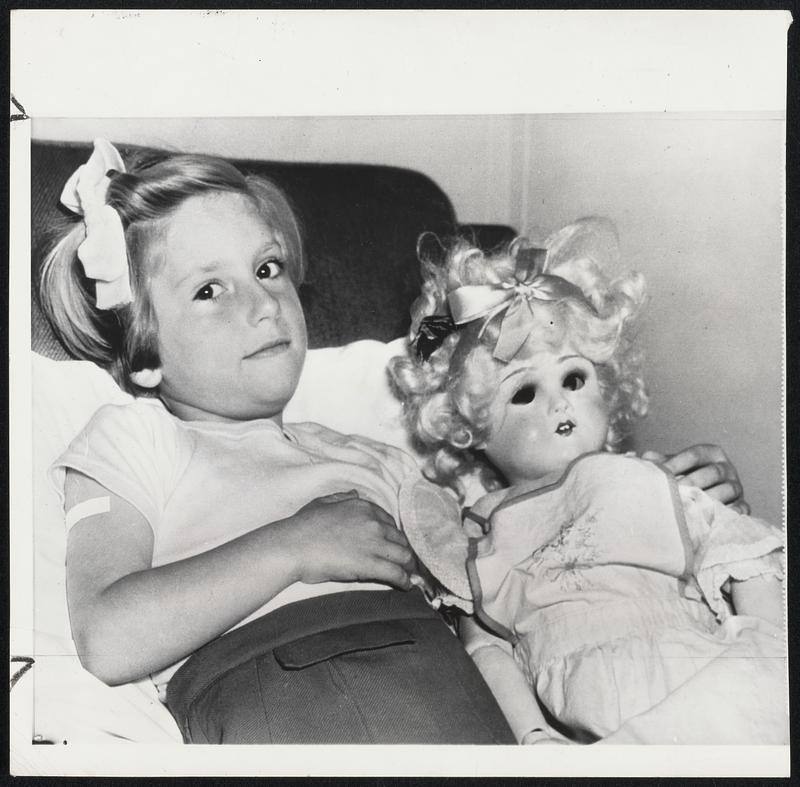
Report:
511,385,536,405
563,371,585,391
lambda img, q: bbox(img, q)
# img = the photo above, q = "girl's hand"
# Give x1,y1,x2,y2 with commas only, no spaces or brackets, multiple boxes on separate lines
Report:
281,491,418,589
640,444,750,514
64,477,414,685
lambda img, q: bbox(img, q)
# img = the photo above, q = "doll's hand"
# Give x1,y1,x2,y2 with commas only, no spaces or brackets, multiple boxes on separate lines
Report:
641,444,750,514
521,727,573,745
281,491,418,589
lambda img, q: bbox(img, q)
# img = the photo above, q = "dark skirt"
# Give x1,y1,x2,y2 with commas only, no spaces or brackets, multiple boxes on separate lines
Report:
166,589,515,744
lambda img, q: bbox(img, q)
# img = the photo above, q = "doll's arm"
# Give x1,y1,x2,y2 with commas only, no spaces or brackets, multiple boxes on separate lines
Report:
730,575,784,626
460,615,565,744
677,482,784,625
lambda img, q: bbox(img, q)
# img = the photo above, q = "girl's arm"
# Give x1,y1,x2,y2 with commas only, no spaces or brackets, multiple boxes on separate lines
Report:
459,615,564,744
65,471,415,685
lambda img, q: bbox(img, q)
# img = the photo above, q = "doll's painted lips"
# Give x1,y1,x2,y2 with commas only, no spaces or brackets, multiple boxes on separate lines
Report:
555,420,575,436
244,339,290,359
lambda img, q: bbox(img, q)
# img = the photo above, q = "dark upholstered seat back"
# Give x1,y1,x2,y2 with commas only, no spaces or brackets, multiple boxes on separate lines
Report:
31,140,477,358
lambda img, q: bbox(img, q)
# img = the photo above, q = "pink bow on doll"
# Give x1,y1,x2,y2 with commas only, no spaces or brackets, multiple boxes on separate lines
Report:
60,138,132,310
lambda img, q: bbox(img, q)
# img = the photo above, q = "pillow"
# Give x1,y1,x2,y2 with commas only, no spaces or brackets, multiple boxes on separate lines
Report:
285,337,415,455
28,337,416,743
31,355,181,744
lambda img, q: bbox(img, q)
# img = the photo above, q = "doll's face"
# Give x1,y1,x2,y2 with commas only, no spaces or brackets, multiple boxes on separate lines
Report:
479,341,610,487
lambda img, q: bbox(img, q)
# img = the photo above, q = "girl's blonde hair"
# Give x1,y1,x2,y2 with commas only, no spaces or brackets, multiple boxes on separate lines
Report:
389,218,649,498
39,148,305,394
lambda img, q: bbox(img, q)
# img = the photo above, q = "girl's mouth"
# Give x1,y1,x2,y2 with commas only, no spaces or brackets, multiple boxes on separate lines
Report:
555,420,575,436
244,339,290,359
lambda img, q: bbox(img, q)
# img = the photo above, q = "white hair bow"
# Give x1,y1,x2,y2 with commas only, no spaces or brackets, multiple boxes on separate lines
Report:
60,138,132,310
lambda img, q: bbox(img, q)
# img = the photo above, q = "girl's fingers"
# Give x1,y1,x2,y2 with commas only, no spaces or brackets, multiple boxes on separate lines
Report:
357,522,416,572
379,523,410,546
356,501,408,543
640,450,667,464
368,559,413,591
661,444,726,477
676,473,749,509
729,500,752,515
677,462,736,493
373,539,415,569
662,445,750,511
400,549,419,574
685,480,743,507
358,499,396,528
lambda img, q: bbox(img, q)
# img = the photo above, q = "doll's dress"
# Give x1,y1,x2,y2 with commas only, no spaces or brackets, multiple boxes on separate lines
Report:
467,452,786,742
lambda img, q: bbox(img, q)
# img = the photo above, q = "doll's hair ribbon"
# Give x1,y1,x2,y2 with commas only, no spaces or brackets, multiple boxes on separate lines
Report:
59,138,132,310
414,314,458,362
447,246,596,362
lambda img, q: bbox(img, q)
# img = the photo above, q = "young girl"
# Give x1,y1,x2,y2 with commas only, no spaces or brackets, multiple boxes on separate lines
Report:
390,219,787,745
41,139,517,745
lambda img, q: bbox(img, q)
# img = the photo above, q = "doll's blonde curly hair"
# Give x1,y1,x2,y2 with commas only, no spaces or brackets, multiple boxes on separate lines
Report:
389,218,649,499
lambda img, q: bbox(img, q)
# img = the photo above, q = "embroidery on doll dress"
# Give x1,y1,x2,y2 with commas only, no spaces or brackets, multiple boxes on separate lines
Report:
529,510,600,592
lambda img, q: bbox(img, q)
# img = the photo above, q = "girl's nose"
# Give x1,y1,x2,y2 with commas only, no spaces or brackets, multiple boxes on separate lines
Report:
245,283,280,323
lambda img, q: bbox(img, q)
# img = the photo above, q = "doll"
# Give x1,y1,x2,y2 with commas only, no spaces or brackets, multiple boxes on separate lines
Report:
393,219,787,744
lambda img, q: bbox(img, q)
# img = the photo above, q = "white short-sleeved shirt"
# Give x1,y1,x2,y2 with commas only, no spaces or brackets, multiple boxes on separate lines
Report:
51,398,421,695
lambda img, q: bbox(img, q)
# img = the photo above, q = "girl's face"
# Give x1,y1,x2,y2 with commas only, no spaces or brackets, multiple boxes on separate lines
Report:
479,340,610,487
150,191,307,424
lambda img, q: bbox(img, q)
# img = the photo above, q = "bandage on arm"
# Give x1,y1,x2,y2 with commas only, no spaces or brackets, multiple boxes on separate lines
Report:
63,470,156,681
65,496,111,530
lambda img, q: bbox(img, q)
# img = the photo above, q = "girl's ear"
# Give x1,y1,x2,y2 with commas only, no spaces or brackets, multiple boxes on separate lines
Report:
129,368,163,388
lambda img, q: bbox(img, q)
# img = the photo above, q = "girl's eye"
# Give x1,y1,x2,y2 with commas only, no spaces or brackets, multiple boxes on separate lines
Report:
563,371,586,391
511,384,536,405
256,259,284,280
194,283,223,301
